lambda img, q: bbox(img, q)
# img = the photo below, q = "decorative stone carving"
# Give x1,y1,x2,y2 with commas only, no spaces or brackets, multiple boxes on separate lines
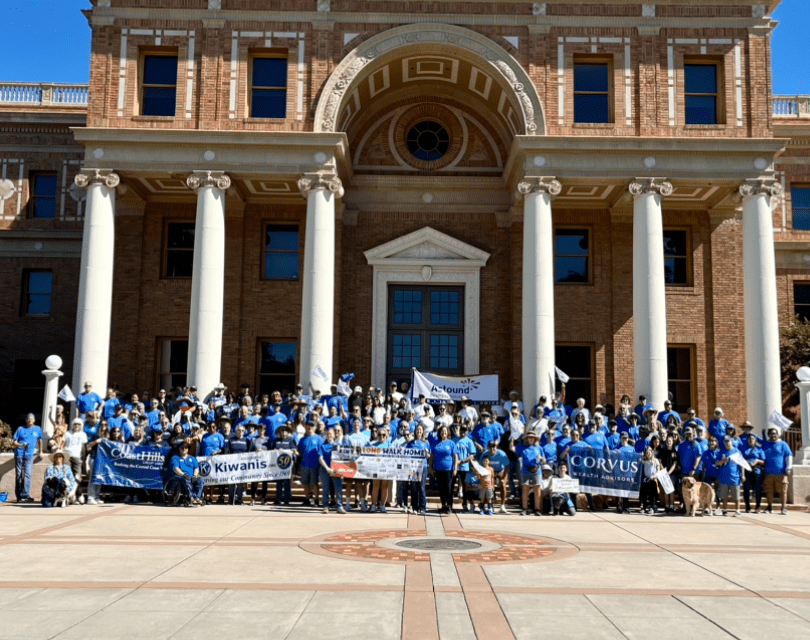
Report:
317,0,330,11
208,0,222,9
421,266,433,281
186,171,231,191
739,179,783,200
74,169,120,189
298,173,345,198
0,178,15,201
517,177,562,197
532,3,546,16
752,4,767,18
642,4,656,17
629,178,673,197
68,182,87,203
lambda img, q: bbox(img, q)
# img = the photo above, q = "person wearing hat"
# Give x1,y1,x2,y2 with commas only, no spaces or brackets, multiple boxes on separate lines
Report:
503,391,524,416
12,413,43,503
471,412,500,454
516,429,543,516
677,427,706,480
708,408,729,442
538,464,555,514
685,407,706,432
742,432,765,513
715,435,745,516
204,382,228,408
170,442,205,507
458,396,479,425
63,417,88,484
633,395,648,421
41,450,77,508
739,421,763,447
763,427,793,515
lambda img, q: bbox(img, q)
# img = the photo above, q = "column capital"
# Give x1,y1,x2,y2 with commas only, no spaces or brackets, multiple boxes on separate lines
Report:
629,177,673,197
74,169,120,189
297,172,344,198
186,170,231,191
739,178,783,200
517,176,562,197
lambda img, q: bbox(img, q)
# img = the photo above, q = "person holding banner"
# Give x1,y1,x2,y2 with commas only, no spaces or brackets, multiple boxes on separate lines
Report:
716,435,745,516
430,425,459,514
406,424,430,515
517,430,543,516
225,425,250,505
272,424,296,505
318,429,346,514
640,446,663,514
369,426,393,513
742,434,765,513
551,462,577,516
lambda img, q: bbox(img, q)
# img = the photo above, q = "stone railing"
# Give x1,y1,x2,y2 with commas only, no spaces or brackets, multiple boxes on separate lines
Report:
0,82,88,107
773,95,810,118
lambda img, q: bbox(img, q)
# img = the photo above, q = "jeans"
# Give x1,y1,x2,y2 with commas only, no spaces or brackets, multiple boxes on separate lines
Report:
319,468,343,509
228,483,245,504
508,458,520,496
743,472,764,511
275,479,291,503
397,479,409,507
179,475,205,500
410,474,427,512
15,455,34,500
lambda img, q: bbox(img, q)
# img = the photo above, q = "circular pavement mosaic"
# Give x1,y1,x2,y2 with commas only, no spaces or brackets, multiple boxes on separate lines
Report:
396,539,482,551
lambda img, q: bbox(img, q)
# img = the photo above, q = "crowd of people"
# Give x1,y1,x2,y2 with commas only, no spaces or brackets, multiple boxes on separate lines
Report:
9,379,795,517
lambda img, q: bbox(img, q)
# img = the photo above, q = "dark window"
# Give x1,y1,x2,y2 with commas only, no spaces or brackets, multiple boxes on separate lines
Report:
684,63,718,125
251,57,287,118
392,334,422,369
31,173,57,219
667,346,693,414
263,224,299,279
574,63,610,123
792,187,810,230
12,359,46,424
22,270,53,316
159,339,187,391
406,121,450,162
142,55,178,116
258,341,297,397
430,290,460,325
663,229,689,285
555,228,590,283
429,334,459,370
394,290,422,324
794,284,810,322
164,222,195,278
554,344,593,409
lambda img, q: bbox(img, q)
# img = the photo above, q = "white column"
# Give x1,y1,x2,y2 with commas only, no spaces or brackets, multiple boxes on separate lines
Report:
740,179,783,430
185,171,230,399
630,178,673,410
71,169,119,396
41,355,63,441
518,176,561,417
796,373,810,465
297,173,343,393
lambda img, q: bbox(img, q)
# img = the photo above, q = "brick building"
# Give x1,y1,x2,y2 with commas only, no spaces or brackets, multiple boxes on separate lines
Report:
0,0,807,429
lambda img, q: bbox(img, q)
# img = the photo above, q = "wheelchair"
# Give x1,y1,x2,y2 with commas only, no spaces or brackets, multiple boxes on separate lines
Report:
162,474,191,507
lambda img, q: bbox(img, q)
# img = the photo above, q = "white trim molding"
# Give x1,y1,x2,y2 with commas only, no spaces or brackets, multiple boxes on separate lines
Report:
364,226,490,388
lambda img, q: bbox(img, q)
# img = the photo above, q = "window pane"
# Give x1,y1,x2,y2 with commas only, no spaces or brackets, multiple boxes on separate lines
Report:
166,251,194,278
574,94,609,124
663,231,687,256
684,64,716,94
556,257,589,283
253,58,287,87
251,89,287,119
795,284,810,305
26,294,51,315
555,345,591,379
669,381,692,414
32,175,57,219
793,209,810,231
28,271,52,294
167,223,195,248
667,347,691,380
142,87,176,117
143,56,178,85
265,225,298,251
259,374,295,398
793,187,810,208
574,64,609,92
556,229,589,256
685,95,716,125
261,342,297,374
34,175,57,197
664,258,687,285
562,379,592,411
797,304,810,323
264,253,299,279
167,340,188,373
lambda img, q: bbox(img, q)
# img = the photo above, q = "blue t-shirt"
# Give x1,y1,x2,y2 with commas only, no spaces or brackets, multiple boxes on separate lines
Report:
406,438,431,468
555,435,572,458
171,454,199,477
298,434,324,469
585,432,609,451
518,444,542,474
708,418,729,442
431,439,458,471
743,446,766,475
464,470,480,489
200,432,225,457
454,436,476,472
102,397,120,419
13,425,42,457
606,433,622,450
471,423,501,449
146,409,162,426
677,441,703,475
763,440,792,475
83,422,99,442
324,416,344,430
76,392,103,414
718,449,742,486
108,416,132,441
618,445,636,454
541,442,557,465
482,449,509,473
701,449,722,479
319,440,335,466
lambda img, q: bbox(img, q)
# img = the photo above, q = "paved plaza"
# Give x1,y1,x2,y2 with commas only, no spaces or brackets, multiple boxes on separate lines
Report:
2,504,810,639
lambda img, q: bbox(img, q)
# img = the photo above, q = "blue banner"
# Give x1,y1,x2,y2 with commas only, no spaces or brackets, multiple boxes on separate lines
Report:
91,440,166,490
567,448,643,498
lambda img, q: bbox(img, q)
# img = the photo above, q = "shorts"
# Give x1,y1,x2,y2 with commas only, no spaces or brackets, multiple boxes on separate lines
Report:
763,474,788,496
301,466,319,485
718,483,740,502
478,487,494,501
521,472,542,486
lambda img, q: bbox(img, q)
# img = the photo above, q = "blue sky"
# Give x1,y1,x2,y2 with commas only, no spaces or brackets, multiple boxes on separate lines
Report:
2,0,808,94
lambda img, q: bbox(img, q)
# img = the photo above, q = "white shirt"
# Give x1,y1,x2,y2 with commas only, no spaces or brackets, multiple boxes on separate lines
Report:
458,406,479,424
414,403,434,419
435,413,452,429
63,430,88,458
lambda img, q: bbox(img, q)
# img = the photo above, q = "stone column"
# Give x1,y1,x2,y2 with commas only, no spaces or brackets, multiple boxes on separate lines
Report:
796,374,810,465
297,172,343,393
740,179,783,430
71,169,119,395
629,178,673,410
518,176,561,417
41,355,63,441
185,171,230,398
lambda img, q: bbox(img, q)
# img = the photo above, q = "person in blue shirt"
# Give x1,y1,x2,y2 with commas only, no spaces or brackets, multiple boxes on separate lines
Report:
615,431,636,512
716,435,745,516
323,405,344,431
225,425,250,505
540,427,558,467
584,421,609,451
369,426,393,513
454,424,476,511
516,430,543,516
272,424,297,505
763,427,793,515
708,408,729,442
406,424,431,515
684,408,706,432
481,440,510,513
545,397,567,423
76,382,103,418
555,424,573,464
297,421,324,507
471,412,501,454
605,421,622,450
742,433,765,513
146,399,163,428
677,427,706,479
739,422,763,448
108,405,133,441
101,388,120,420
12,413,43,502
430,424,459,514
657,400,681,427
317,428,345,514
170,442,204,506
615,405,636,434
633,395,648,422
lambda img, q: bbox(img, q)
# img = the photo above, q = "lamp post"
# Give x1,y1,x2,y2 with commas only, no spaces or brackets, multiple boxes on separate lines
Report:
41,355,63,441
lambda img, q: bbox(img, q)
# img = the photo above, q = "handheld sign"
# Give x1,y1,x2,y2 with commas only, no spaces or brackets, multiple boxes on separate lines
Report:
555,367,570,384
58,385,76,403
767,411,792,432
312,365,329,382
552,477,580,493
655,470,675,494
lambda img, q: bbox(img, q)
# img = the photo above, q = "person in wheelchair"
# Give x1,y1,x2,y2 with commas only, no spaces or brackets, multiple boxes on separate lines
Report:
164,442,204,507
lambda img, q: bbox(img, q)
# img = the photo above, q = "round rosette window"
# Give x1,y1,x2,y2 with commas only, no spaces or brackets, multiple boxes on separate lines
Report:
393,105,464,170
406,121,450,162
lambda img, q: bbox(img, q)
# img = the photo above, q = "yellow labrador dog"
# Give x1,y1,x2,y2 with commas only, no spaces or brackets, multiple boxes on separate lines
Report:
682,476,715,517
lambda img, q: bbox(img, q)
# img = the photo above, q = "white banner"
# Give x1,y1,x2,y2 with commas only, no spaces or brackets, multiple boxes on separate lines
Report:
331,446,428,481
58,385,76,402
730,451,753,472
337,379,352,396
410,369,499,404
552,477,580,493
768,410,792,432
198,450,293,485
311,365,329,382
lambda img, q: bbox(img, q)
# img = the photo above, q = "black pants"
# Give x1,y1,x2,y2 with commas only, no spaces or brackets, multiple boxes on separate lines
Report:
640,478,658,509
435,470,453,510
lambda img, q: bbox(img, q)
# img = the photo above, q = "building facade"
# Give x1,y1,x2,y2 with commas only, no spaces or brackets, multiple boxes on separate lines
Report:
0,0,807,428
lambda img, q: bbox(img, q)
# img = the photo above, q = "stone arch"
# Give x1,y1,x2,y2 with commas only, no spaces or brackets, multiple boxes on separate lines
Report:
314,23,546,136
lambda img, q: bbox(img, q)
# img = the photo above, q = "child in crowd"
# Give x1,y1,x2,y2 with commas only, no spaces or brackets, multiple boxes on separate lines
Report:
473,456,495,515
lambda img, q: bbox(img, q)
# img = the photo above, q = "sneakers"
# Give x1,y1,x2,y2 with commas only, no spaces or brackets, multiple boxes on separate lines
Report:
714,509,723,516
78,495,86,504
520,510,528,516
323,507,329,514
87,497,100,505
781,508,788,515
337,507,346,514
124,496,132,504
765,507,773,514
499,505,508,514
360,499,368,512
486,509,494,516
733,510,741,517
462,504,469,513
132,496,139,504
534,511,542,516
381,507,388,514
419,509,427,516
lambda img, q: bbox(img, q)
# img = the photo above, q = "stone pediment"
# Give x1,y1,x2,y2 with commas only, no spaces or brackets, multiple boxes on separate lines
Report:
364,227,490,266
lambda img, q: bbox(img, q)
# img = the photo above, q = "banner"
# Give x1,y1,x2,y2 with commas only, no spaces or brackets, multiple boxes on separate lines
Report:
330,445,428,481
410,369,499,404
311,365,329,382
198,450,293,485
567,448,643,498
551,477,580,493
91,440,166,490
768,410,792,432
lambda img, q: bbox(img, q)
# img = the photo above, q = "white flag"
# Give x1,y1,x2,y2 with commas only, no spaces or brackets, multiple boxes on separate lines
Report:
311,365,329,382
730,451,752,472
555,367,570,384
58,385,76,402
767,411,792,431
337,380,352,396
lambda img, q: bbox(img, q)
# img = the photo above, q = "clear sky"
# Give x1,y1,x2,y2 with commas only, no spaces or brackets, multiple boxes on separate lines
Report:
2,0,808,94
